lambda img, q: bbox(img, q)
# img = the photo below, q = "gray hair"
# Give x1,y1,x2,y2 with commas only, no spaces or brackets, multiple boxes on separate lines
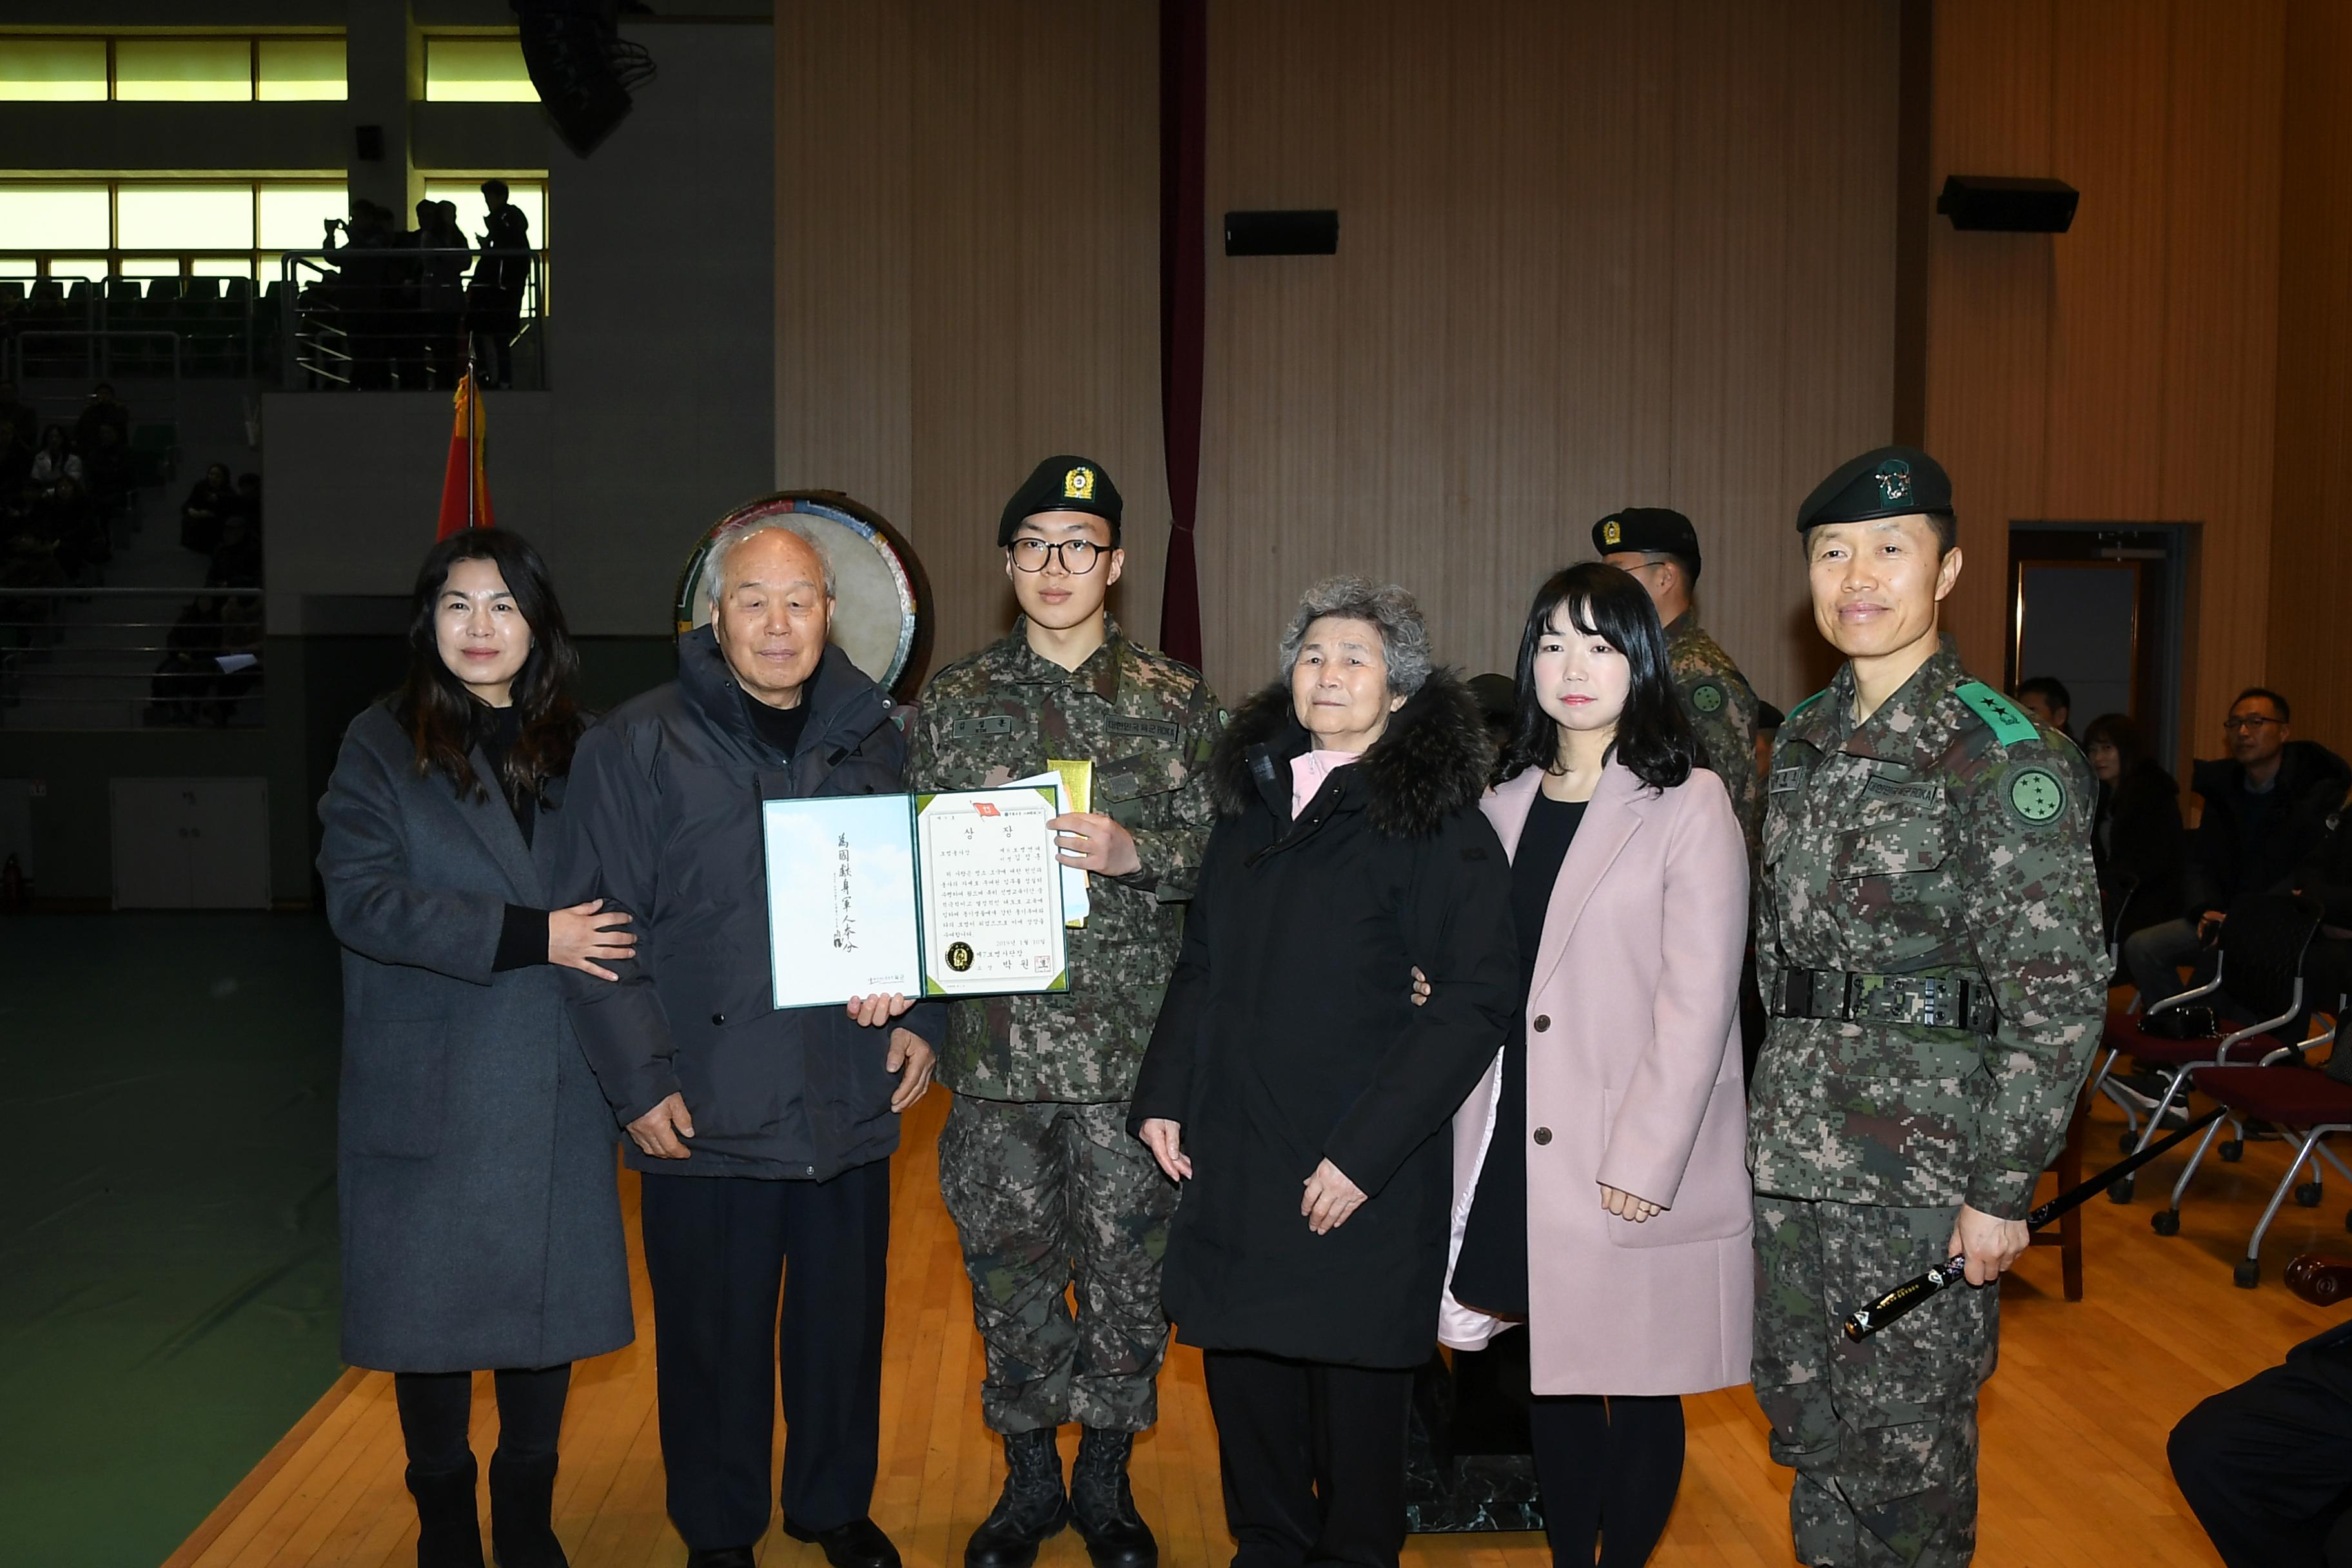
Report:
705,516,836,607
1276,575,1432,696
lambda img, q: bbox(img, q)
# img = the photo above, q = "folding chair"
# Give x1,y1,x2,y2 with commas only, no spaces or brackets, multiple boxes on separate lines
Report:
2097,892,2324,1202
2167,1016,2349,1287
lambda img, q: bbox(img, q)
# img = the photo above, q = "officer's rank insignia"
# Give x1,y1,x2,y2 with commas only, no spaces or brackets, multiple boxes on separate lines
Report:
1602,518,1623,546
2006,766,2066,825
1690,682,1723,713
1064,466,1095,500
1875,458,1912,504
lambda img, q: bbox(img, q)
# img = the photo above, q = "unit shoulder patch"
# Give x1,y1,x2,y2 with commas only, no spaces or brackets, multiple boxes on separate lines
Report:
1689,681,1725,714
2004,764,2068,827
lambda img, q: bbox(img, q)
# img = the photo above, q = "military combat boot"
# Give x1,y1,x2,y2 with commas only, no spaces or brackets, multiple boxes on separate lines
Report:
962,1427,1068,1568
1069,1429,1157,1568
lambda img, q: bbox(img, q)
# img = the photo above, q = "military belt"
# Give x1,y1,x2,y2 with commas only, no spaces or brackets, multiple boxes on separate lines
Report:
1770,966,1997,1034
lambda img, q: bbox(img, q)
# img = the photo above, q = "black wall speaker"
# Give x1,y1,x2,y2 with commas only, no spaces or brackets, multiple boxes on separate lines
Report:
1224,210,1340,257
354,124,384,162
1937,175,2079,233
510,0,656,159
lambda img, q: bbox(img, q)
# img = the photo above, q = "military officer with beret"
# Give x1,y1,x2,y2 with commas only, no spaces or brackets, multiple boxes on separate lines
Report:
906,455,1222,1568
1748,446,2106,1565
1597,506,1766,859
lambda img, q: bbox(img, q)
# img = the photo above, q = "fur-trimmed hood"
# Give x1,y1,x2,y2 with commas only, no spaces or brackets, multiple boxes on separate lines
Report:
1210,667,1493,838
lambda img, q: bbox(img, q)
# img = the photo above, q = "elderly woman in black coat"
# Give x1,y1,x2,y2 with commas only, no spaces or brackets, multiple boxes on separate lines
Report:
1133,576,1518,1568
318,529,635,1568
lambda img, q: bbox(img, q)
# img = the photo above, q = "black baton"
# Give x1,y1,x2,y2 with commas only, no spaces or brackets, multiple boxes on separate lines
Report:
1841,1103,2230,1341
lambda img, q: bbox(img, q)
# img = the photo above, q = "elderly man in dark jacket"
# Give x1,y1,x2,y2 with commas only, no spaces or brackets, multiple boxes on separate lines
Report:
557,519,942,1568
2122,687,2351,1004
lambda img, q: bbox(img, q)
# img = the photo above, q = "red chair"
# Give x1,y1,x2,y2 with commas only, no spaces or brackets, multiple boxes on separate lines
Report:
2170,1021,2350,1288
2094,893,2323,1203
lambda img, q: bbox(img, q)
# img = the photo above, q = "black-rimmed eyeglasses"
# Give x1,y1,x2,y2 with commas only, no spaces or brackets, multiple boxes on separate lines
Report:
2222,716,2284,732
1008,539,1112,574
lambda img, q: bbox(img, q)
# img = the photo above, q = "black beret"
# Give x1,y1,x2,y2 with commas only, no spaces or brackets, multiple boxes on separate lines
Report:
1796,445,1954,533
1592,507,1701,576
999,455,1122,546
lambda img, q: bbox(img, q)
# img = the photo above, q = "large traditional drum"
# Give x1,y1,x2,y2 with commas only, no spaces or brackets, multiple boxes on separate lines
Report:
674,491,932,700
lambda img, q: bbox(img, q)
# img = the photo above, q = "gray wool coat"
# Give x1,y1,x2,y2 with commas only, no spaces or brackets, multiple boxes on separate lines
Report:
317,702,634,1373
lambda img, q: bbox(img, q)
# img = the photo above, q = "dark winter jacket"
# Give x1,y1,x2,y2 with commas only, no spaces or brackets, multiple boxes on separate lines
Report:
1131,669,1518,1367
2093,762,2184,939
2182,741,2352,919
554,629,947,1181
318,703,633,1373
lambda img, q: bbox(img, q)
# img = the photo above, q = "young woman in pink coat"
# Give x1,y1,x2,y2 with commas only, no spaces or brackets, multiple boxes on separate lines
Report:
1440,562,1753,1566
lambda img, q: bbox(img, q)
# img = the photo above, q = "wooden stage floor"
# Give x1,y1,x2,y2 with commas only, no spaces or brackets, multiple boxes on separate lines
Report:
167,1088,2350,1568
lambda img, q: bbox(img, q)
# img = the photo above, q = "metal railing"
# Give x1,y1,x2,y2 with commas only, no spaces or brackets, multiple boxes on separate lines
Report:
5,330,181,387
280,246,549,391
0,586,264,730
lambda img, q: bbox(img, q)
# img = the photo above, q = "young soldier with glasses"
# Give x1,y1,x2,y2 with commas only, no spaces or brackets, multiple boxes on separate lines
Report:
905,456,1223,1568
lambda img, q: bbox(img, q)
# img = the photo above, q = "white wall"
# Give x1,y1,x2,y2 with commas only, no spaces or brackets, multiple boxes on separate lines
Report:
264,18,776,636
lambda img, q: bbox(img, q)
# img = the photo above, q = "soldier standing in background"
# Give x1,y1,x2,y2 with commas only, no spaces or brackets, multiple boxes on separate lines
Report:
906,456,1222,1568
1749,446,2106,1565
1596,507,1765,859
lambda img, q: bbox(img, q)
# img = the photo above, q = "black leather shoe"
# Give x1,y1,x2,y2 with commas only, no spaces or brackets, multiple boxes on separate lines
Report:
782,1516,902,1568
1069,1429,1157,1568
963,1428,1068,1568
685,1551,757,1568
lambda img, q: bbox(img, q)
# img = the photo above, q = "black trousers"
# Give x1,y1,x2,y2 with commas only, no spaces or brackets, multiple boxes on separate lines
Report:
639,1161,890,1550
1202,1349,1413,1568
2170,1329,2352,1568
393,1364,572,1474
1529,1393,1685,1567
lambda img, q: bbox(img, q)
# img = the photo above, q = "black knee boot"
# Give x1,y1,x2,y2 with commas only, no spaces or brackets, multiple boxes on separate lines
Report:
963,1427,1068,1568
488,1449,567,1568
1070,1429,1157,1568
406,1456,486,1568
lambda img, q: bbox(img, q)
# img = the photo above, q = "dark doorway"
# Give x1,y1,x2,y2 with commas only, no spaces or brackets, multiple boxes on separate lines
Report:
2004,524,2191,767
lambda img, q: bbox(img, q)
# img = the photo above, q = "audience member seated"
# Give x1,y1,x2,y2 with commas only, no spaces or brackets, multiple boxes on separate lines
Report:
72,382,129,455
181,464,235,554
39,475,108,579
2287,760,2352,1023
0,380,37,464
206,511,262,591
2014,674,2073,739
2171,1317,2352,1567
2085,711,2185,946
146,598,222,727
84,422,132,520
28,425,79,493
2122,687,2351,1005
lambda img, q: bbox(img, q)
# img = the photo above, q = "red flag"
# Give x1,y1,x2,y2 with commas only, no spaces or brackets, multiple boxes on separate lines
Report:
435,372,495,539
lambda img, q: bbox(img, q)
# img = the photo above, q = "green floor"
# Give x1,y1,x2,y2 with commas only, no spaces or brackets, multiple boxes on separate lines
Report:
0,914,345,1568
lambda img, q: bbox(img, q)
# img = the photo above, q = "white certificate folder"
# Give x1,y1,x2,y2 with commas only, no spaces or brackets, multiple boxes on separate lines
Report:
761,787,1070,1009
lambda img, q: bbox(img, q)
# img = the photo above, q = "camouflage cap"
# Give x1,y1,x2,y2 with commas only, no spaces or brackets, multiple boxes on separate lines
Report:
1796,445,1954,533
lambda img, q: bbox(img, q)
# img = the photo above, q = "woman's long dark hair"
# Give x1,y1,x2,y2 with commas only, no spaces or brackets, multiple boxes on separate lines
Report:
394,528,582,804
1498,562,1699,793
2082,711,2150,777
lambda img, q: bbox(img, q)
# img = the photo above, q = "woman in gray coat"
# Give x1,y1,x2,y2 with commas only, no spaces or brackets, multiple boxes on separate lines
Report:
318,528,634,1568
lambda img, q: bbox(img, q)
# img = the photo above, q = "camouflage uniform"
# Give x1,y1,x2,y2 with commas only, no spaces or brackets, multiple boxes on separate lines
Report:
1749,647,2106,1566
1666,610,1765,862
905,614,1221,1435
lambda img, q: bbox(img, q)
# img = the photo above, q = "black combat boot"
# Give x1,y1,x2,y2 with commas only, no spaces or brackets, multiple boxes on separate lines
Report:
406,1456,487,1568
961,1427,1068,1568
487,1449,568,1567
1069,1429,1157,1568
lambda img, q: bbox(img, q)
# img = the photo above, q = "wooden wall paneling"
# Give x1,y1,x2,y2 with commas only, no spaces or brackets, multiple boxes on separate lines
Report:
1195,0,1899,707
2042,0,2175,524
776,1,1164,681
1924,0,2057,672
774,0,914,526
2269,0,2352,755
2158,0,2284,752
